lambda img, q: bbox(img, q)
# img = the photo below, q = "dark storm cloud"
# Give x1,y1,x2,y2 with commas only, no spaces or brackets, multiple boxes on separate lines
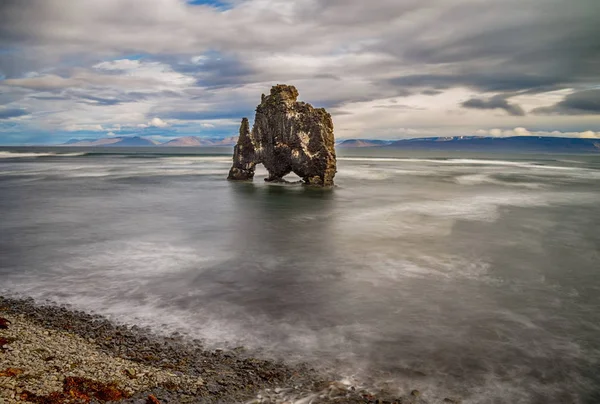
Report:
533,89,600,115
146,53,256,89
294,0,423,26
0,108,29,119
374,104,424,111
388,73,565,93
462,95,525,116
29,95,69,101
313,74,342,81
0,51,47,79
163,110,248,121
193,58,255,89
317,92,410,110
0,87,30,105
29,90,149,106
0,1,39,45
421,89,443,96
380,0,600,95
126,90,182,100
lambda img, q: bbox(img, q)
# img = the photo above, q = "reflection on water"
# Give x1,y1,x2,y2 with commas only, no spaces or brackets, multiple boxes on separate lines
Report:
1,148,600,403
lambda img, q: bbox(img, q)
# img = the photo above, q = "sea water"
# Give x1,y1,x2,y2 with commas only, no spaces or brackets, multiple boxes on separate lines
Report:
1,147,599,403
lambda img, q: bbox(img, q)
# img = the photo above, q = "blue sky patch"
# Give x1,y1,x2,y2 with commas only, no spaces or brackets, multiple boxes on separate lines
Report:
186,0,233,10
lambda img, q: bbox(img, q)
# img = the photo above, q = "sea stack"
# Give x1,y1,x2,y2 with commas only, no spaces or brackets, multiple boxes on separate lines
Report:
227,84,337,186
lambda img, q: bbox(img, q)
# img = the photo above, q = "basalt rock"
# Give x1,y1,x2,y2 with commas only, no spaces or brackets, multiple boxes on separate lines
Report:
228,84,336,186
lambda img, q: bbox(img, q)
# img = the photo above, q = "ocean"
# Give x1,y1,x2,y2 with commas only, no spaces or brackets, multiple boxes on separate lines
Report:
1,146,599,403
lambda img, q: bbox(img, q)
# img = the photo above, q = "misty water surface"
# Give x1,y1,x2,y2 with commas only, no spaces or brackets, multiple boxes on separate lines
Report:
1,148,599,403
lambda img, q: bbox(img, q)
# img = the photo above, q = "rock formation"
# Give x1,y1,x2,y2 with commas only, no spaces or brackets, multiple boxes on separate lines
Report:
227,85,336,186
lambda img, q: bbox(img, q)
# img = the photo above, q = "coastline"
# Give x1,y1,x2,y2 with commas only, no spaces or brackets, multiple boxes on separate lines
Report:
0,296,434,404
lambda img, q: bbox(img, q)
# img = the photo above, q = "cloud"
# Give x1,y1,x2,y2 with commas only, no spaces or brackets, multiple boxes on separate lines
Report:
137,117,169,128
93,59,144,71
381,0,599,93
163,110,247,121
3,75,77,91
462,94,525,116
387,73,562,94
3,61,194,93
0,0,599,143
421,89,442,96
0,108,29,119
477,127,600,139
149,117,168,128
532,89,600,115
64,124,105,132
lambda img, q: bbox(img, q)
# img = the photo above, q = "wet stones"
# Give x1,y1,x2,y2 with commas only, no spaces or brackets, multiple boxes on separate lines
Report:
0,296,463,404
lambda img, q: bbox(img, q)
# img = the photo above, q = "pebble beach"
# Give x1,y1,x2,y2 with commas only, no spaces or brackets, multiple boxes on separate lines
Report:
0,296,443,404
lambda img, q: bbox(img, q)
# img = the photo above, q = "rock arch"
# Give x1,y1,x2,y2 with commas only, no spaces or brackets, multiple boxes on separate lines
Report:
227,85,336,186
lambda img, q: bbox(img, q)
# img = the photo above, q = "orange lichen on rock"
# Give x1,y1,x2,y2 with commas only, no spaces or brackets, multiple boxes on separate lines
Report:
0,367,24,377
19,391,65,404
0,337,14,351
64,377,128,401
0,317,11,329
19,377,129,403
146,394,161,404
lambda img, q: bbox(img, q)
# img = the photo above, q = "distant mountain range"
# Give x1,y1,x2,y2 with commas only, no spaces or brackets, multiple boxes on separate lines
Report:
161,136,239,147
338,136,600,153
63,136,238,147
62,135,600,153
336,139,393,147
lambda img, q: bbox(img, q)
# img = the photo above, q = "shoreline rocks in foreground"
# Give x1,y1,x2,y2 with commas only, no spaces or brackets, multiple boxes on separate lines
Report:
0,296,455,403
228,85,337,187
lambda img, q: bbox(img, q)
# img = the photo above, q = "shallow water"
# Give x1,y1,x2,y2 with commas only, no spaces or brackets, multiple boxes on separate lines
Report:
1,147,599,403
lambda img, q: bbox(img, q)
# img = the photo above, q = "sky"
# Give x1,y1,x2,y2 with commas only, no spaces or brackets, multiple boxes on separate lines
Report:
0,0,599,145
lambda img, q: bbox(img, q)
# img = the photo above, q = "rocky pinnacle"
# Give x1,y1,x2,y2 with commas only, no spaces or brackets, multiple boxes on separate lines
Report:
227,84,337,186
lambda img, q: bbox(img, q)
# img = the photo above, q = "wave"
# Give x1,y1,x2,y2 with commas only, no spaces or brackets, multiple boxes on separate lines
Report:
337,167,393,180
338,157,592,171
0,151,87,159
338,167,439,181
159,156,231,162
454,174,544,188
0,160,228,178
339,157,532,164
342,192,598,226
60,168,227,179
338,157,415,162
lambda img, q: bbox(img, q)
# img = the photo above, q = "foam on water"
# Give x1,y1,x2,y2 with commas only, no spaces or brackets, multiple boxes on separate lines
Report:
339,157,538,166
0,151,87,158
1,163,229,179
345,193,546,223
339,156,593,171
338,166,438,181
1,238,244,342
158,156,232,163
337,166,394,180
454,174,545,188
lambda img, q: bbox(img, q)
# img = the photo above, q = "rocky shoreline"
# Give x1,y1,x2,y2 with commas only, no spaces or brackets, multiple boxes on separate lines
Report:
0,296,454,403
